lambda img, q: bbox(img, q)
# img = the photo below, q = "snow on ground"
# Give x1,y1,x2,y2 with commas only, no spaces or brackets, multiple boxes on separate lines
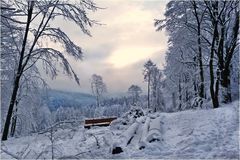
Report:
1,101,239,159
126,101,239,159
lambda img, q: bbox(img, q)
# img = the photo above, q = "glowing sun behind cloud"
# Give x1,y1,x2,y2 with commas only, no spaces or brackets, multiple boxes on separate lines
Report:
107,47,161,68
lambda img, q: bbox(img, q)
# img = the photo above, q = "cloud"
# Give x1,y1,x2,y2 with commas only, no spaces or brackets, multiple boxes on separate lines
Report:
43,0,168,94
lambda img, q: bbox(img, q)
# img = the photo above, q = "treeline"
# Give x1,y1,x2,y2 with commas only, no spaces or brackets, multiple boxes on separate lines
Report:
54,96,132,122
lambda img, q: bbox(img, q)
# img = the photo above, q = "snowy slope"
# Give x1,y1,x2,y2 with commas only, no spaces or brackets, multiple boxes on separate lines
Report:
1,101,239,159
127,101,239,159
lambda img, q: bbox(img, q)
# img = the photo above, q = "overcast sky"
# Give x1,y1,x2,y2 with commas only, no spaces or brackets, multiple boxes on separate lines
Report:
44,0,168,95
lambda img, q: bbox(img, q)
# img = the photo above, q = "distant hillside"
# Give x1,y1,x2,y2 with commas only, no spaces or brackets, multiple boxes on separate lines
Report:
43,89,96,111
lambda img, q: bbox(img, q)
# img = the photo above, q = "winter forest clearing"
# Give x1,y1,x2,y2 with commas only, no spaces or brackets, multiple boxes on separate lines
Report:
1,0,239,159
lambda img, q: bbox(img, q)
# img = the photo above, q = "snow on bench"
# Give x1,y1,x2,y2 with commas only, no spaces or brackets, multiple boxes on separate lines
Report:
146,116,161,142
84,117,117,129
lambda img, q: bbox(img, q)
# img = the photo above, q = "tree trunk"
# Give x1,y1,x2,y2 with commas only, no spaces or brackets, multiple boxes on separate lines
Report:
193,80,198,96
1,1,34,141
147,74,150,109
210,56,218,108
10,117,16,137
185,89,189,102
214,70,220,107
152,82,157,112
192,1,205,98
96,95,100,107
10,110,17,137
172,92,176,111
10,102,19,137
221,68,231,103
209,1,219,109
178,78,182,110
197,31,205,98
2,75,21,140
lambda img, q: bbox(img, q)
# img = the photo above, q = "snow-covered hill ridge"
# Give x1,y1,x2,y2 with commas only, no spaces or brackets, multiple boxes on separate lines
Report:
1,101,239,159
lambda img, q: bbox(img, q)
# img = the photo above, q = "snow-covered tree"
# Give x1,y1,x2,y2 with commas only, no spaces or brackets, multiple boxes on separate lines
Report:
155,1,207,110
1,2,49,137
204,1,239,104
91,74,107,107
150,67,165,111
143,60,156,109
1,3,21,125
128,85,142,105
143,60,165,111
2,0,99,140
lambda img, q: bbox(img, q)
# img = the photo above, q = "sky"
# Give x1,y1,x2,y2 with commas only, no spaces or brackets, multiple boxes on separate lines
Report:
44,0,168,95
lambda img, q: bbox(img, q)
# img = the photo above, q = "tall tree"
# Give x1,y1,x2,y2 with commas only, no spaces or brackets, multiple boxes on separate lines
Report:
150,67,165,111
155,1,206,109
1,2,48,137
91,74,107,107
1,0,98,141
205,1,239,103
203,1,239,106
128,85,142,105
191,0,205,99
143,60,156,109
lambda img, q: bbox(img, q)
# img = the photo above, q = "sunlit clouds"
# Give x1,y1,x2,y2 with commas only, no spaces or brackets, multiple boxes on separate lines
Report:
107,47,162,68
44,0,168,94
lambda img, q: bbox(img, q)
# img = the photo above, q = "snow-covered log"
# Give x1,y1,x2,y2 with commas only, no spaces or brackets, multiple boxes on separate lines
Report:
146,117,161,142
121,122,139,146
112,117,144,154
139,117,150,149
120,117,144,146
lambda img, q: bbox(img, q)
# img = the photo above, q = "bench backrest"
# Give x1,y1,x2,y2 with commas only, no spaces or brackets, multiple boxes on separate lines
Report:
85,117,117,124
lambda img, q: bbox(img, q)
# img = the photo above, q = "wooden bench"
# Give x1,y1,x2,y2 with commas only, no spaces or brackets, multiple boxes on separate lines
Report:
84,117,117,129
